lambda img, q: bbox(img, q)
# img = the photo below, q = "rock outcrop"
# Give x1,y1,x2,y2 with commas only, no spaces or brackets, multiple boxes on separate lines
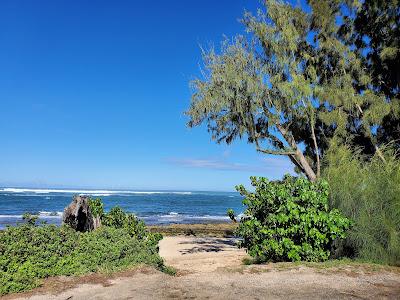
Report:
62,195,101,232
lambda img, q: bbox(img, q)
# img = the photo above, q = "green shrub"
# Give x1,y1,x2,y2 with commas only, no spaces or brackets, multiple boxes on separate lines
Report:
227,208,237,223
0,201,164,295
102,206,161,244
88,197,104,218
22,213,39,226
323,143,400,265
88,199,160,242
234,175,351,262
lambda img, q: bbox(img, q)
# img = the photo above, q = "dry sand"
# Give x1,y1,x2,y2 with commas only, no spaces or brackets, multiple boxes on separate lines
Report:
5,236,400,300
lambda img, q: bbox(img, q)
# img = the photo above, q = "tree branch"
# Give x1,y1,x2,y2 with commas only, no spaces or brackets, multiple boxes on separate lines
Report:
288,154,305,174
260,98,317,180
375,145,387,163
276,124,317,181
256,146,296,155
310,122,321,178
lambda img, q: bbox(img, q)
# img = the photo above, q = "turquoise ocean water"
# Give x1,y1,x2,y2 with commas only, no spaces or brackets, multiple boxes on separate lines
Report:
0,188,244,229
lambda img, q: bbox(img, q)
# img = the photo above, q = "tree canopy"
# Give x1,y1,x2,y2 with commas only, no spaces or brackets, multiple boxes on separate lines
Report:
342,0,400,148
186,0,397,180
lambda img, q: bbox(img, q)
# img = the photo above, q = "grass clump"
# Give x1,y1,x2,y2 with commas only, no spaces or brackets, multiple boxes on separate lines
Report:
0,203,164,295
323,143,400,266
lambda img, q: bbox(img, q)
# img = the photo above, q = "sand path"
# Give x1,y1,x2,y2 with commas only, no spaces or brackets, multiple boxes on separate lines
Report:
159,236,247,273
6,236,400,300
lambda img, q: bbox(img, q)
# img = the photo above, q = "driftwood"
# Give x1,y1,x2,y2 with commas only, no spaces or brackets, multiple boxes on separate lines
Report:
62,195,101,232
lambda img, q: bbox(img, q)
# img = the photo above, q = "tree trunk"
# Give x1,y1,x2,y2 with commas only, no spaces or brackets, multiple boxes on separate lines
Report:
310,123,321,178
277,124,317,182
294,149,317,182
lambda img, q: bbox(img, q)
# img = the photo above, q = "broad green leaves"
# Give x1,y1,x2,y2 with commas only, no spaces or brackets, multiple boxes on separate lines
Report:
233,176,351,262
0,200,163,295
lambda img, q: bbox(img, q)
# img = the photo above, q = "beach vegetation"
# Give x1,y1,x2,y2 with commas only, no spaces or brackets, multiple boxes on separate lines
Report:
188,0,399,267
185,0,397,182
323,143,400,266
88,200,161,241
340,0,400,149
227,208,237,223
87,197,104,218
0,201,164,295
22,213,39,226
233,175,351,262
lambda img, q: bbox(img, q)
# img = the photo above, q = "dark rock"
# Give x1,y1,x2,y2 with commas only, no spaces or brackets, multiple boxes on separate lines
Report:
62,195,101,232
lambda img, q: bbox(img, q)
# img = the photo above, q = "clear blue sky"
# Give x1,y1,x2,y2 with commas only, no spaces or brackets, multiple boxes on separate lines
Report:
0,0,295,191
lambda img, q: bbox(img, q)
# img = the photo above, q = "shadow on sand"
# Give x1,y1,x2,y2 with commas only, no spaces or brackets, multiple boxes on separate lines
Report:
178,237,238,254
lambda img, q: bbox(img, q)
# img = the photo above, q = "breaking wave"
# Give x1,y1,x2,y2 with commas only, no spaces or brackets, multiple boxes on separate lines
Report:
0,188,193,196
0,211,63,219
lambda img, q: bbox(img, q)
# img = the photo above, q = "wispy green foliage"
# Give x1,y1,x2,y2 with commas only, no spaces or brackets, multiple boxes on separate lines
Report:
341,0,400,102
323,142,400,265
348,0,400,149
186,0,392,181
233,175,351,262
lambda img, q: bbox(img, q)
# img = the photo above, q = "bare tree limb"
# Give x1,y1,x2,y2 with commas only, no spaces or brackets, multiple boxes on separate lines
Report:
310,122,321,178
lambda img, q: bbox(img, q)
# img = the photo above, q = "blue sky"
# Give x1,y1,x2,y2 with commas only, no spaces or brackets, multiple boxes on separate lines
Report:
0,0,294,191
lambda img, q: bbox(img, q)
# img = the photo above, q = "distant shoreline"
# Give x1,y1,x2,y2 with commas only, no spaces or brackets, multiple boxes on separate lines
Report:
0,217,233,230
0,222,237,237
0,189,242,230
148,222,237,237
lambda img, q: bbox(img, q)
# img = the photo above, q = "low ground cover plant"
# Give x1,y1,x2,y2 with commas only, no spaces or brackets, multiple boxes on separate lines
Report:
231,176,351,262
0,201,164,295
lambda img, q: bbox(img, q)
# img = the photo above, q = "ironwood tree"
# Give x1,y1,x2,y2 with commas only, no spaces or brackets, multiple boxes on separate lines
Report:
186,0,394,181
339,0,400,149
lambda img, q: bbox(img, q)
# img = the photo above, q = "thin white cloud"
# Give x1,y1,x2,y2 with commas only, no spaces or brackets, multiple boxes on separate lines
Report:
261,156,294,169
222,149,231,158
165,156,294,173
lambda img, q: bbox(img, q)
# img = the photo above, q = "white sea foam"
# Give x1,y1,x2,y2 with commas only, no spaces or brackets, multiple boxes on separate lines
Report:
0,215,24,218
0,188,192,195
39,211,63,217
0,211,63,219
151,213,229,221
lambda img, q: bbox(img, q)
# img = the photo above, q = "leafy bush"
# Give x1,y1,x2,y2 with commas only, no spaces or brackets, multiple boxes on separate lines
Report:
102,206,161,243
0,201,164,295
234,176,351,262
323,143,400,265
22,213,39,226
88,201,160,242
88,197,104,218
226,208,237,223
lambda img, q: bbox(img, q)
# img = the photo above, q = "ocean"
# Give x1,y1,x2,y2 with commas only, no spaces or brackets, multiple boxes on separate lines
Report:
0,188,244,229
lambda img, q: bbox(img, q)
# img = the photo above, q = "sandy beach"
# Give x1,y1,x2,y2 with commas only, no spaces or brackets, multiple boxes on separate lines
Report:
4,235,400,300
2,0,399,298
